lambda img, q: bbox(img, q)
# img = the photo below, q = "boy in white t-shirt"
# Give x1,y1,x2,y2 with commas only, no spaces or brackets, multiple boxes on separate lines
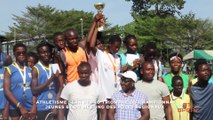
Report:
58,62,106,120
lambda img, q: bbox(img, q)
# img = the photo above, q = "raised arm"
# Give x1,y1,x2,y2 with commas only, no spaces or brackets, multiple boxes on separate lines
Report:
89,14,105,55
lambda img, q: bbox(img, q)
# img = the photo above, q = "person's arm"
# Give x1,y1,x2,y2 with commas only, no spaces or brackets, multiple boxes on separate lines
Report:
54,74,64,114
53,51,65,75
140,103,150,120
130,59,141,71
29,96,37,120
162,95,173,120
31,67,58,95
56,74,64,100
97,102,106,120
108,101,115,120
4,67,28,116
58,98,67,120
121,64,129,73
90,14,105,55
2,101,9,120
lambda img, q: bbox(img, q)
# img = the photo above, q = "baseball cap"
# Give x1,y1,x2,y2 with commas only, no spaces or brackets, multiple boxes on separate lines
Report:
119,71,138,82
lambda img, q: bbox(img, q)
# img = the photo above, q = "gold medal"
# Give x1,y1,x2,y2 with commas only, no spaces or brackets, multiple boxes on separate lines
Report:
48,92,53,99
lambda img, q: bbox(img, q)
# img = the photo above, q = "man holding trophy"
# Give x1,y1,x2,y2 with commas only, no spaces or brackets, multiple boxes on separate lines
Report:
94,2,105,32
58,2,109,120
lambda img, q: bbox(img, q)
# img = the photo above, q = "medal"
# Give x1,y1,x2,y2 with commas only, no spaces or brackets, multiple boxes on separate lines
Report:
22,93,27,99
183,103,187,109
48,92,53,99
114,83,117,88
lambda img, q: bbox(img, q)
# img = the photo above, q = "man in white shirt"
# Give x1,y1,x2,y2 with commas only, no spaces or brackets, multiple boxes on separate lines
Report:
58,62,106,120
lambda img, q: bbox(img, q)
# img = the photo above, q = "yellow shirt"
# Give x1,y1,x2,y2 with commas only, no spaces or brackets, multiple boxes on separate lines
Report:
170,93,191,120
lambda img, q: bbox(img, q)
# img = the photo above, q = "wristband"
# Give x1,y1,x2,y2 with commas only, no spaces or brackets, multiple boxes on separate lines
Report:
16,102,21,108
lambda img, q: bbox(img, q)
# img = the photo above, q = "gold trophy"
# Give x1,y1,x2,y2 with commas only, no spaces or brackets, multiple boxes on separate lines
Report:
94,2,105,32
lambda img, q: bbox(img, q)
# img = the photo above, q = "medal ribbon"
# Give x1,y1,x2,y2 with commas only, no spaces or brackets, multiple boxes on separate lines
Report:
38,61,52,90
171,93,185,120
14,62,26,91
106,51,117,83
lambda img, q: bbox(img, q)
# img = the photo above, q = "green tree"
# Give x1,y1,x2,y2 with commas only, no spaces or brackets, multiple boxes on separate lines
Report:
125,0,185,17
6,4,94,41
10,4,57,39
176,13,213,51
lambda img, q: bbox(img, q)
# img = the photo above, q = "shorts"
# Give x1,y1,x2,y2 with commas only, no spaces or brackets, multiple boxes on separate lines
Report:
9,109,21,117
36,110,51,120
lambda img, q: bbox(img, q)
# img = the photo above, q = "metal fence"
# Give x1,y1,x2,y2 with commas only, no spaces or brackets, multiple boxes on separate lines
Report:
2,39,48,60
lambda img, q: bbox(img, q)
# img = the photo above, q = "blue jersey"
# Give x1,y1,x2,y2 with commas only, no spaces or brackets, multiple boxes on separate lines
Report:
34,63,57,111
0,67,6,109
7,63,33,110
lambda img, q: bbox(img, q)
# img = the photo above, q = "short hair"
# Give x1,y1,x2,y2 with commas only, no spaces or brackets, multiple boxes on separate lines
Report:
53,32,64,39
168,52,183,62
172,76,183,85
13,42,27,53
36,41,53,53
141,61,154,70
64,28,78,40
145,42,157,50
77,62,91,71
194,59,208,72
123,34,136,44
27,51,38,63
108,34,121,44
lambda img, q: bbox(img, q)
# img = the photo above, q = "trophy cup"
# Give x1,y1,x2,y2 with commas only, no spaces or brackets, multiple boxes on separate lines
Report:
94,2,105,32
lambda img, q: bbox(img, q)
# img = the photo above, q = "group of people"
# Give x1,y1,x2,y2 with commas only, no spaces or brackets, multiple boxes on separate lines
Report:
0,13,213,120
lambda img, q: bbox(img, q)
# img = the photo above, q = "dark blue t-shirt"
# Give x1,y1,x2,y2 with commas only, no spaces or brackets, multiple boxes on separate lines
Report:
191,78,213,120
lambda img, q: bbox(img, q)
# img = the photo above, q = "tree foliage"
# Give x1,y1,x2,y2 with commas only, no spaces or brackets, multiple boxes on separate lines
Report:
6,4,94,40
177,13,213,50
125,0,185,17
122,0,213,56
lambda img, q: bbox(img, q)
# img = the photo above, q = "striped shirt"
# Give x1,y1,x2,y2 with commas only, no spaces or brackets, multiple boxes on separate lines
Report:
111,90,148,120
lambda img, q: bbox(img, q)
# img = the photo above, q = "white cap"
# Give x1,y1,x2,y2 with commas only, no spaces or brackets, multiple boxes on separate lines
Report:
119,71,138,82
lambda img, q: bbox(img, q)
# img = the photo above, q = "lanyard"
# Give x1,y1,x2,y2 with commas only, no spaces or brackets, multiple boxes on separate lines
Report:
38,61,52,79
106,51,117,81
14,62,26,91
38,61,53,90
171,93,185,108
171,93,185,120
